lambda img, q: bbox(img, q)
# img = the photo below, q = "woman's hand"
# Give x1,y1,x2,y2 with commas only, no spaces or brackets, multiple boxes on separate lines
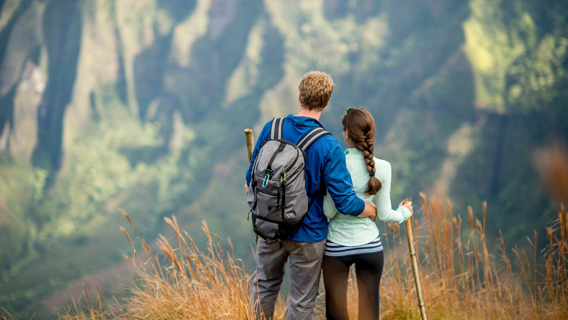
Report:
399,199,413,215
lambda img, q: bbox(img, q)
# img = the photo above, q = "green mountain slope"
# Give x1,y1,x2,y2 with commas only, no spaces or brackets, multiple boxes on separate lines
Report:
0,0,566,317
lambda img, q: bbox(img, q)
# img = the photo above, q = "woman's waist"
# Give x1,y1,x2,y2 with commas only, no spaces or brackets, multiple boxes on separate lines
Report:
327,219,379,246
329,214,377,226
325,236,383,256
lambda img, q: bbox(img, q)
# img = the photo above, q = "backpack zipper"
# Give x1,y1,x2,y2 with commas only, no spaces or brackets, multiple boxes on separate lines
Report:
284,148,300,173
257,189,278,196
284,164,304,186
281,181,286,220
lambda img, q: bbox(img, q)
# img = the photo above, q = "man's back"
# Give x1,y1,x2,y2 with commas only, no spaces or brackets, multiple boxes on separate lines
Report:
246,114,365,242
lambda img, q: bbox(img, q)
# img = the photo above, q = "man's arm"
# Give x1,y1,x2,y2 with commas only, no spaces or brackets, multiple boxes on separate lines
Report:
359,202,378,221
323,182,377,220
323,141,374,218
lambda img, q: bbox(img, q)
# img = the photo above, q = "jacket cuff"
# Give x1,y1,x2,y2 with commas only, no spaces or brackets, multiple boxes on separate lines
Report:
399,206,412,222
347,198,366,216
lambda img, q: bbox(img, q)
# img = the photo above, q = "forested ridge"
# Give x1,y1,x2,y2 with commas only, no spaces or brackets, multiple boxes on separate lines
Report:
0,0,566,317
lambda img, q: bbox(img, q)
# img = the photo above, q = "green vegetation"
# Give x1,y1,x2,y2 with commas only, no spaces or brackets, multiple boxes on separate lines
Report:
0,0,566,318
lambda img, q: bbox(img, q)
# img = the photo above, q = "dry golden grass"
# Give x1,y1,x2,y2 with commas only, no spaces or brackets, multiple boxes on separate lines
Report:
54,210,269,319
374,195,567,320
34,197,568,319
0,307,18,320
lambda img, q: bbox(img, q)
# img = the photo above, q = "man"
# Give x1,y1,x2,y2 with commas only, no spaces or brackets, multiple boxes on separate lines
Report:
245,71,377,320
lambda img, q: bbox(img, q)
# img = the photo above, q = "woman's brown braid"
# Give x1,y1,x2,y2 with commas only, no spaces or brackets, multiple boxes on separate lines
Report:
342,108,382,195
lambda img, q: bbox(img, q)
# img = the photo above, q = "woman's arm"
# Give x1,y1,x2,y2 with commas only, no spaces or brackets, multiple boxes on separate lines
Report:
322,142,366,216
373,162,412,223
323,191,338,219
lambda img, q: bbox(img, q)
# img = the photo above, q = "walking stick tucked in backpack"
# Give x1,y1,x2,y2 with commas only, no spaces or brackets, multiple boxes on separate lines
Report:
244,128,258,244
402,199,427,320
245,129,255,163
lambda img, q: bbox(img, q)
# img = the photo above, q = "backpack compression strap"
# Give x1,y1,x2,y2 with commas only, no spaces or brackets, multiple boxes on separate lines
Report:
270,117,285,140
297,127,330,151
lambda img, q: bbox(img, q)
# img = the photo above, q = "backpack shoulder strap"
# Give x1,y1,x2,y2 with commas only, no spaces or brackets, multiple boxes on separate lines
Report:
297,127,330,151
270,117,285,140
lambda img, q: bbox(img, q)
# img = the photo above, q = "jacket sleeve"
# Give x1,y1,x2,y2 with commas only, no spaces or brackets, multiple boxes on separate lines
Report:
323,142,365,216
245,121,272,185
372,161,411,223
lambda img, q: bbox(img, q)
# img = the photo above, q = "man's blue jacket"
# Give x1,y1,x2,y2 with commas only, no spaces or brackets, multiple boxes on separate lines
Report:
245,114,365,242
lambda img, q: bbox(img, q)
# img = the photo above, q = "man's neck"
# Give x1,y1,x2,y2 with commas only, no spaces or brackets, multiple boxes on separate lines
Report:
296,107,322,121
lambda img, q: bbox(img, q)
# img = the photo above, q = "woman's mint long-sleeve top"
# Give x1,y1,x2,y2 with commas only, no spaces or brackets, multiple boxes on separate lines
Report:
323,148,412,246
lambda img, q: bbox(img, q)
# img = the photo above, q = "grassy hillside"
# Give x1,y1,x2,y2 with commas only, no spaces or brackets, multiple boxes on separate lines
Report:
32,198,568,319
0,0,566,317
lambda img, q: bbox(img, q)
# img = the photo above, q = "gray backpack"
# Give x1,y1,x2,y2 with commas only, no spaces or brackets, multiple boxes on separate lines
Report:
247,117,330,241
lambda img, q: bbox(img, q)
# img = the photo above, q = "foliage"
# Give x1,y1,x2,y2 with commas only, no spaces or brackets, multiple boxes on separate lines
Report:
464,0,568,115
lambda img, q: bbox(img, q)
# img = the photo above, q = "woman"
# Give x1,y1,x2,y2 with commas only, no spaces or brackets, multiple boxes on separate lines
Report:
322,107,413,320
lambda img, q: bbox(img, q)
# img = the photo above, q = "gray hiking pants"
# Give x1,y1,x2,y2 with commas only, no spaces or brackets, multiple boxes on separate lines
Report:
251,238,326,320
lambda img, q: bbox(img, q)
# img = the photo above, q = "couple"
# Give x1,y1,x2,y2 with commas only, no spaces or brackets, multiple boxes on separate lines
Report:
244,71,413,320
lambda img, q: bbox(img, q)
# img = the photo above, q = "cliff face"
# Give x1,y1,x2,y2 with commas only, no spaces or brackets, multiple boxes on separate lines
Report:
0,0,566,317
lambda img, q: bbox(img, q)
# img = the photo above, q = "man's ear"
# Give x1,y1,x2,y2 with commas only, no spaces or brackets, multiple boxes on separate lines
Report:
298,93,301,103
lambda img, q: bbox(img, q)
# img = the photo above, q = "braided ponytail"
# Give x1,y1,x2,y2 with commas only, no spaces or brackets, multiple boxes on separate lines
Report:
342,108,382,195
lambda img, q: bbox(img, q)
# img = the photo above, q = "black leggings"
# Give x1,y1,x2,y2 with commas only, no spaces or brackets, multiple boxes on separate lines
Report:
322,251,384,320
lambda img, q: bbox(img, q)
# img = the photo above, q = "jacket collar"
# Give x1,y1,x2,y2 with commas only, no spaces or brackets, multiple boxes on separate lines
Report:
345,148,361,155
287,114,325,128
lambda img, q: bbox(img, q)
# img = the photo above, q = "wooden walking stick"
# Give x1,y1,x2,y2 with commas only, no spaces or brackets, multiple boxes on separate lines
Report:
244,129,258,244
244,129,255,163
403,199,427,320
